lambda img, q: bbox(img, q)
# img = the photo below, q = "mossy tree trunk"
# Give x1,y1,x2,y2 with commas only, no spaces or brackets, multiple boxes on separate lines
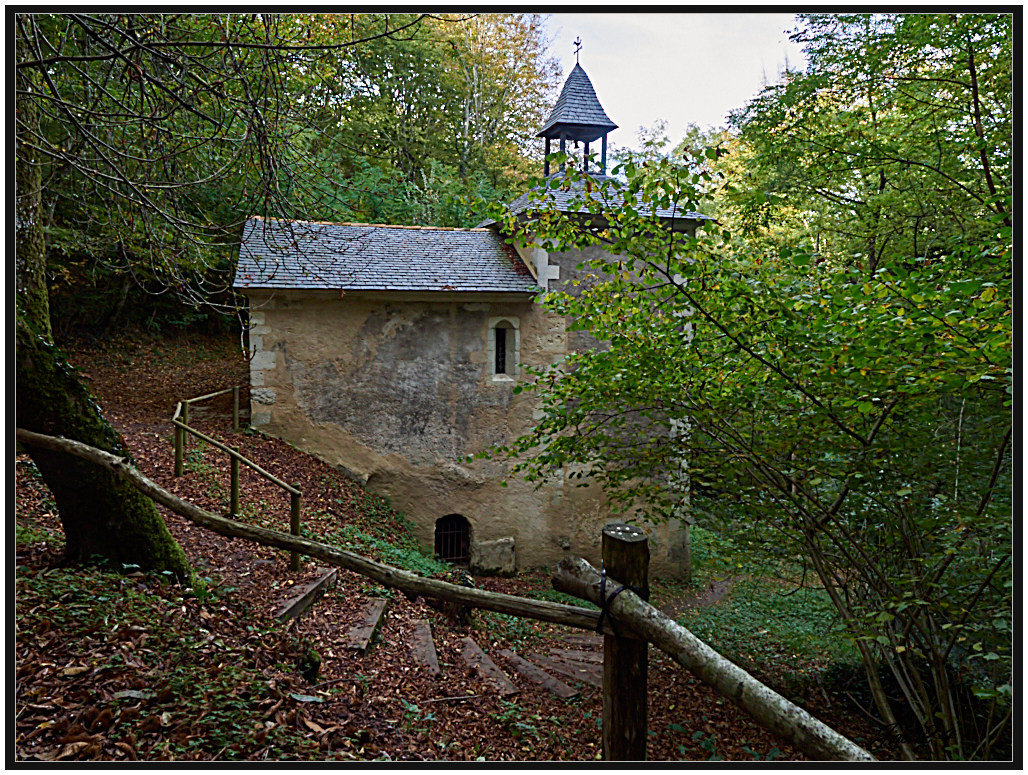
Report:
16,68,191,581
16,321,192,580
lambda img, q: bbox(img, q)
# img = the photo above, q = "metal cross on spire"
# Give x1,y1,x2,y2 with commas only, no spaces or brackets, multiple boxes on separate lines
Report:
573,36,582,63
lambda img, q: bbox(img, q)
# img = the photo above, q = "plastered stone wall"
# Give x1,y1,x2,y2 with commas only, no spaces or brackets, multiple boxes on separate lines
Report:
244,243,690,576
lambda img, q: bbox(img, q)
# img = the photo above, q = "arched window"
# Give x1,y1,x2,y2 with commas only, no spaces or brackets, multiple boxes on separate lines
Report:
495,323,509,374
435,514,471,565
488,317,519,380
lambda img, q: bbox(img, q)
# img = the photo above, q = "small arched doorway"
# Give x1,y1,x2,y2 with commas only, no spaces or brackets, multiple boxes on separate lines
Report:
435,514,471,566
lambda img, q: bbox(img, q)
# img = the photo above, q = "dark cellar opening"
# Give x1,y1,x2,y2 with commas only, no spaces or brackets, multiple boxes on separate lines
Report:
434,514,471,566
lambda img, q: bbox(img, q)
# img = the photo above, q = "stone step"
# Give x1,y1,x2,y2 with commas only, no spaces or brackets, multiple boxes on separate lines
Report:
273,568,338,622
409,620,441,676
344,597,389,654
524,652,603,689
497,649,579,700
459,637,519,697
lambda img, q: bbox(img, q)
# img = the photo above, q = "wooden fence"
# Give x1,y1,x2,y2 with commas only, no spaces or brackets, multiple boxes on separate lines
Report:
172,386,303,570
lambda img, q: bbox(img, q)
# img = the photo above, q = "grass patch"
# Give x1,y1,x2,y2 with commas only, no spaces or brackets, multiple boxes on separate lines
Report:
322,493,450,577
478,610,540,647
16,521,54,549
675,526,860,693
678,578,856,668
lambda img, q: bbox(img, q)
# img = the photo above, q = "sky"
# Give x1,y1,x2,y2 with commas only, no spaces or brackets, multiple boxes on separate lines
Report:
544,13,808,151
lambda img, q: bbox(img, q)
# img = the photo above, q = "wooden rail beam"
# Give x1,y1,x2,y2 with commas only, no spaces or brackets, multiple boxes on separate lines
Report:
170,418,299,495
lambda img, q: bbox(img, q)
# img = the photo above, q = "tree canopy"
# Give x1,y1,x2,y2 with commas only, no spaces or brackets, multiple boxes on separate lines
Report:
18,12,560,332
725,13,1011,273
493,12,1012,761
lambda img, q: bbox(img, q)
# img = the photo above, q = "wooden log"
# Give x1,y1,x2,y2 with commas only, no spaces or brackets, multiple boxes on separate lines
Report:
460,638,519,697
184,387,236,404
13,429,620,637
410,620,441,676
181,402,189,450
345,598,388,654
601,522,649,761
553,555,876,762
497,649,579,700
274,568,338,622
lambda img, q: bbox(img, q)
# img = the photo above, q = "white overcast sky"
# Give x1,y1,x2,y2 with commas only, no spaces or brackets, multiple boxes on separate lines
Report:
544,12,808,150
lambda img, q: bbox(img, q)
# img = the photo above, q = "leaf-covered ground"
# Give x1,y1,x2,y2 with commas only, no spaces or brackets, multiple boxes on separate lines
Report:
15,330,888,762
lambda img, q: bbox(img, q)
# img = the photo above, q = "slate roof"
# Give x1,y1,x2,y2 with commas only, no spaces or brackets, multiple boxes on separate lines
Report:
479,172,711,226
233,217,540,294
538,63,617,143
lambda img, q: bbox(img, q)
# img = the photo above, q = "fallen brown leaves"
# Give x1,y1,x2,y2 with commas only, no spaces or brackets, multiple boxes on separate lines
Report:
15,329,880,762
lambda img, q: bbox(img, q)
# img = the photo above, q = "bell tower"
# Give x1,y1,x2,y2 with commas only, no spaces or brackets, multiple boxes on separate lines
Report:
537,52,617,176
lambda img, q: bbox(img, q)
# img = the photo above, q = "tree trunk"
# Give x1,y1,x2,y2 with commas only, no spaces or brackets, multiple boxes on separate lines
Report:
553,556,876,762
16,323,192,580
15,56,191,581
15,64,51,343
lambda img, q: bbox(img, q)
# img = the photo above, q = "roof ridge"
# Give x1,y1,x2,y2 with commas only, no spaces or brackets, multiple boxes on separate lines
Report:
247,215,488,232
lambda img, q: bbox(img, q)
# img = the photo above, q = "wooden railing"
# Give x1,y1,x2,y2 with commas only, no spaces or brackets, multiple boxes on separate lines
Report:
172,386,303,570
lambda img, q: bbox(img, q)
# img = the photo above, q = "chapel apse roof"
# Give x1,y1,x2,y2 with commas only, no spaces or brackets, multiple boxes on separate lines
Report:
478,172,712,227
234,217,541,294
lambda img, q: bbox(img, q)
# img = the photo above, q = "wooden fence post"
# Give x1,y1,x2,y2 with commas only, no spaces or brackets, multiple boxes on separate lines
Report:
290,490,302,571
602,522,650,761
181,401,190,451
174,422,183,477
232,386,240,432
230,455,240,516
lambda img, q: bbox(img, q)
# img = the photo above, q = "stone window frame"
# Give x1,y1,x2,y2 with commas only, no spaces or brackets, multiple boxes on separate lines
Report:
487,316,520,382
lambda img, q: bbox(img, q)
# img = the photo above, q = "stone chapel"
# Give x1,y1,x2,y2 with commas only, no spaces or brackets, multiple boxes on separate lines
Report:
233,62,706,576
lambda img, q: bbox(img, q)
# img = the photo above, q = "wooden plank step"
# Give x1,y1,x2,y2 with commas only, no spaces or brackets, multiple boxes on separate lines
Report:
274,568,338,622
497,649,579,700
525,653,603,688
410,620,440,676
550,647,602,664
344,597,389,655
558,632,604,648
460,638,519,697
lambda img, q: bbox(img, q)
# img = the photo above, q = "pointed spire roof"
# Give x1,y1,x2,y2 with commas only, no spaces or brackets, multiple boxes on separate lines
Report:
537,62,617,143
